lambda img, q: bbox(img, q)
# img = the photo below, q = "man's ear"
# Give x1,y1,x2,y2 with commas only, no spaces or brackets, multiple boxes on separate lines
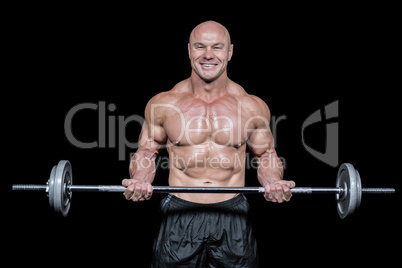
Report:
228,44,234,61
188,43,191,59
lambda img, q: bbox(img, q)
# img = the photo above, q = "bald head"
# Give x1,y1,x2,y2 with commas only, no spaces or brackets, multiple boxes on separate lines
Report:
189,21,231,46
188,21,233,83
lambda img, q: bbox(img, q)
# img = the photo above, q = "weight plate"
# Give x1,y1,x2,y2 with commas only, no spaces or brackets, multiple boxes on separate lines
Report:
48,165,57,211
336,163,361,219
53,160,73,217
355,169,362,210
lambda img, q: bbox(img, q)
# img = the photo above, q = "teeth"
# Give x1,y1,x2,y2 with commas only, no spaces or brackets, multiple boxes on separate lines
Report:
202,64,216,67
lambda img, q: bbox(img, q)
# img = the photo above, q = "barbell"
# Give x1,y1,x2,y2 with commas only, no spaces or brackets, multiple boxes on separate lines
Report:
12,160,395,218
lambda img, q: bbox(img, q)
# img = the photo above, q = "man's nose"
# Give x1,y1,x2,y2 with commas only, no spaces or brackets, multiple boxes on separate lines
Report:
204,47,214,59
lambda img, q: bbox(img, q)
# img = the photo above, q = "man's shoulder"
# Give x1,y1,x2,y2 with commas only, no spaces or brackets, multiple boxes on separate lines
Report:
144,80,191,123
228,81,270,117
148,80,190,106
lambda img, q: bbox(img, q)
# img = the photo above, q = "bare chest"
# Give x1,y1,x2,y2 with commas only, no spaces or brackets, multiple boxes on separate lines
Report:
163,98,252,148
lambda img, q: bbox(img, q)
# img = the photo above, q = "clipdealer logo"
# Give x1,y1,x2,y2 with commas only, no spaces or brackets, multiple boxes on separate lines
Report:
64,102,144,160
302,100,339,167
63,100,339,167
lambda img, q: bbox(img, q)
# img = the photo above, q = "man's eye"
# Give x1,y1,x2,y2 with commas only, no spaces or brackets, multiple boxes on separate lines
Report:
214,47,223,50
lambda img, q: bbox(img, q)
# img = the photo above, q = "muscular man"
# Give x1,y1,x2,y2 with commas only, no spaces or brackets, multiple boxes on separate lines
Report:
122,21,295,267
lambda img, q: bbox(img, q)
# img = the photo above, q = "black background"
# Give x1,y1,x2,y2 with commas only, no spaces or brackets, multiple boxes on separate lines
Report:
5,3,400,267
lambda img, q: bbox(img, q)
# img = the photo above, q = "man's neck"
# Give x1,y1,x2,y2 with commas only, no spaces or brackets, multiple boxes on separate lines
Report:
189,70,229,101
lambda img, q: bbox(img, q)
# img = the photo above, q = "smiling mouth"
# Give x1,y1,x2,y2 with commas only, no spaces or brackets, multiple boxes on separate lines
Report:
200,63,218,68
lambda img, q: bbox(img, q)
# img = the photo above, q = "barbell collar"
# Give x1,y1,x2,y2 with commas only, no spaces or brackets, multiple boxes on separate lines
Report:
362,188,395,194
12,184,48,191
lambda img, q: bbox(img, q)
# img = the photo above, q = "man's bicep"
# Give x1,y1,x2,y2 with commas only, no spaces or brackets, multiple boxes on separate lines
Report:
142,95,169,148
138,120,167,151
245,95,276,155
248,126,276,157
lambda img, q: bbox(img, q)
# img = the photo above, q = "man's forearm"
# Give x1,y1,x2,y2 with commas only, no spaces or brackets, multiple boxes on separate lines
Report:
129,148,158,183
256,150,284,186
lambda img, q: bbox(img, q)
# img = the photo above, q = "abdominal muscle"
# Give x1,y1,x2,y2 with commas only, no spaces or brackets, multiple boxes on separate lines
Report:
167,143,246,203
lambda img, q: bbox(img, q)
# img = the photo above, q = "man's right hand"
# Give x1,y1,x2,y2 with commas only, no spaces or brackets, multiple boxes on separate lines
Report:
122,179,153,202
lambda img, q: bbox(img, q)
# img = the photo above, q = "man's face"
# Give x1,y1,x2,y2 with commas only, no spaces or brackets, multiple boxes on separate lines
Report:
188,28,233,83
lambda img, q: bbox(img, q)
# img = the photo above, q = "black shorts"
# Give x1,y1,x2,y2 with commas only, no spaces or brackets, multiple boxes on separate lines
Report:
152,194,258,267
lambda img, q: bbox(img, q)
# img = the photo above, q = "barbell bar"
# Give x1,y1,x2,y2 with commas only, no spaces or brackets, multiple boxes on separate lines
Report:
12,160,395,218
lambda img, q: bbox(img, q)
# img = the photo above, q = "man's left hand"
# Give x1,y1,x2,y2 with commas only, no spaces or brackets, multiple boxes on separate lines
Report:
264,180,295,203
